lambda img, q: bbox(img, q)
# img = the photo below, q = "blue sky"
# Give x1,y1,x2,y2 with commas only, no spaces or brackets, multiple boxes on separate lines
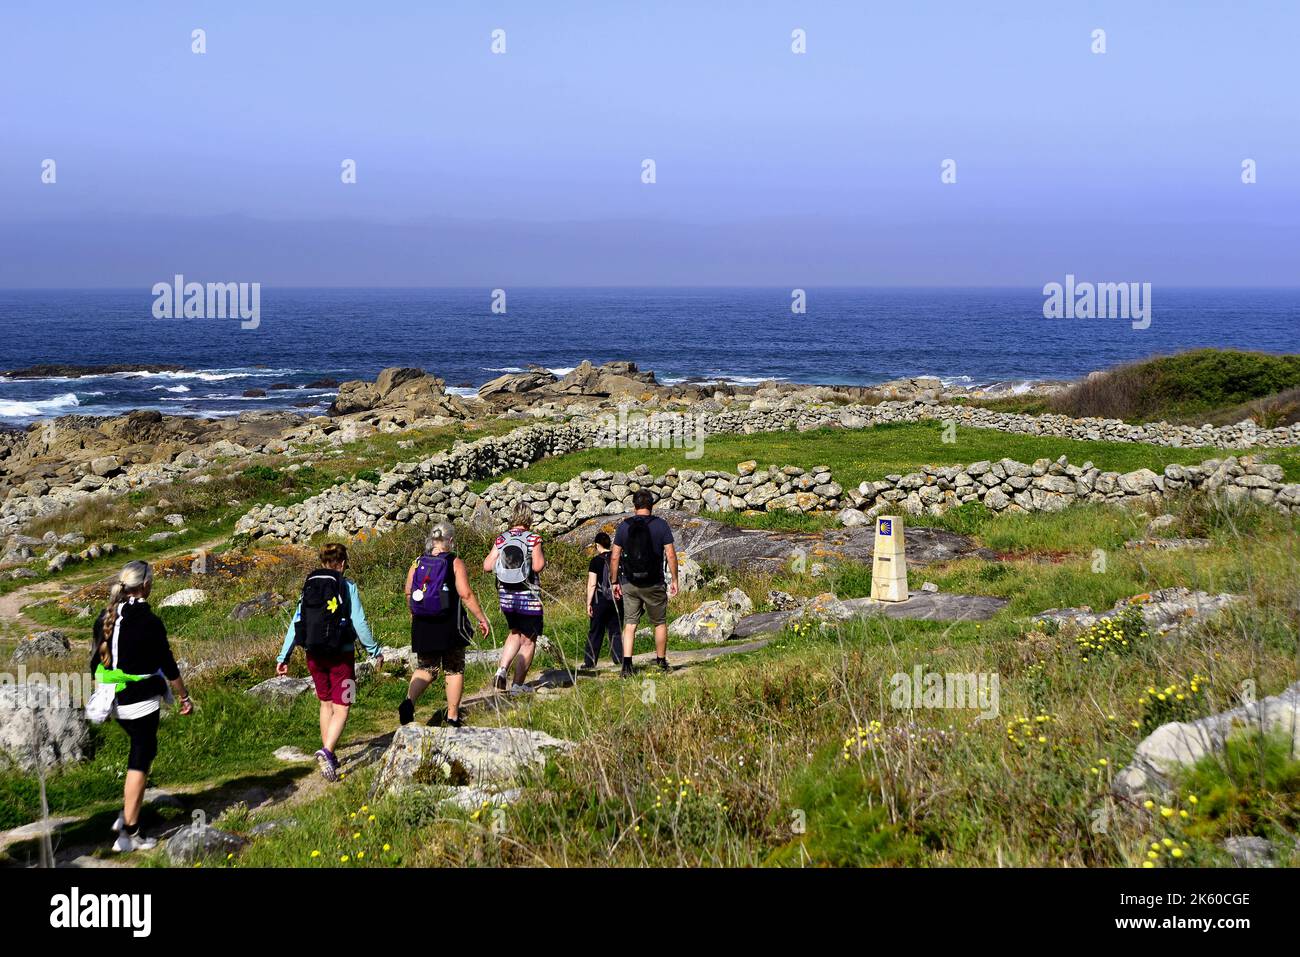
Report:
1,0,1296,285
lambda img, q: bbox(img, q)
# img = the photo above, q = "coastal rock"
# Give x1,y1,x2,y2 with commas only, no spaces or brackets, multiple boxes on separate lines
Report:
478,366,558,399
329,366,470,422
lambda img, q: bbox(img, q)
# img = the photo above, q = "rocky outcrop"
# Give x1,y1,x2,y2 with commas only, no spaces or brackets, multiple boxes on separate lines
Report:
0,409,299,536
329,366,470,424
246,676,314,705
0,683,89,771
1034,588,1243,636
164,823,248,865
371,725,575,796
732,591,1010,638
562,510,992,571
10,630,72,663
477,366,558,399
1113,681,1300,801
668,589,754,642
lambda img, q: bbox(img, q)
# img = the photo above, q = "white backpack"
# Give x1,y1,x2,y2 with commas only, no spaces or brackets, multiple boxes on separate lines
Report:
494,530,533,586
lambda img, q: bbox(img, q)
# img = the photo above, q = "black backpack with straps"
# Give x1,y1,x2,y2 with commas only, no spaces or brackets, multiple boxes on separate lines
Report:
622,516,660,586
294,568,354,653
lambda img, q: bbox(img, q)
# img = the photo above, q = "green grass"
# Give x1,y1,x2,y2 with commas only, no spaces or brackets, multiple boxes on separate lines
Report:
1047,349,1300,424
4,412,1300,868
474,421,1246,493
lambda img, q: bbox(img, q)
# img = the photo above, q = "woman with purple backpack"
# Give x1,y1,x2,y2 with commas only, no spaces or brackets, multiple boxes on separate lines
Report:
397,521,489,727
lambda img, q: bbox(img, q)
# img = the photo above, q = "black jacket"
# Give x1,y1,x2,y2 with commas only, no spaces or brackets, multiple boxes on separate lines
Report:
90,600,180,706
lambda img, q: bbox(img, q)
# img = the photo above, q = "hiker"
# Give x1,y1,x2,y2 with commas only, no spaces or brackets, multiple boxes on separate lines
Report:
609,489,679,676
276,542,382,782
582,530,623,670
91,560,193,853
398,521,490,727
483,503,545,693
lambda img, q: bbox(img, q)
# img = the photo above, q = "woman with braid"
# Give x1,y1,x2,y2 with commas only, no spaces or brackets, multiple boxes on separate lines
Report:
91,560,193,853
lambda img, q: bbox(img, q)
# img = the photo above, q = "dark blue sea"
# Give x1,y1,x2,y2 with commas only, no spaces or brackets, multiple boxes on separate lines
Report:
1,288,1297,425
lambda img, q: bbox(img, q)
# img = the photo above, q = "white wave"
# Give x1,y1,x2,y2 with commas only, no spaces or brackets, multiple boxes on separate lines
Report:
151,385,191,393
117,368,295,382
483,366,525,373
546,366,575,376
0,392,82,418
446,387,480,398
706,373,788,385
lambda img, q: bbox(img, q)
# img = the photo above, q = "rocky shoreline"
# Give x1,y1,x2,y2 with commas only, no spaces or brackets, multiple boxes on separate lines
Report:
4,359,1300,545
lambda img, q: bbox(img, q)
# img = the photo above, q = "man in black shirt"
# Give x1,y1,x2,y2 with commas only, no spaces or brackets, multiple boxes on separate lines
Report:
609,489,679,675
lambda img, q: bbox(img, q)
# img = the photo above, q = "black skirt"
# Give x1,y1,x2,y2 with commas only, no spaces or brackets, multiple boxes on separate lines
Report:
411,608,470,655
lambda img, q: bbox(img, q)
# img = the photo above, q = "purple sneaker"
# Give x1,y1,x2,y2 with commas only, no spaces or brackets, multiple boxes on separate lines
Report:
315,748,339,782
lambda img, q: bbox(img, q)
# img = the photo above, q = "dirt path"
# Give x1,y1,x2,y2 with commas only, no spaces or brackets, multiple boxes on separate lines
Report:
0,534,231,639
2,635,773,867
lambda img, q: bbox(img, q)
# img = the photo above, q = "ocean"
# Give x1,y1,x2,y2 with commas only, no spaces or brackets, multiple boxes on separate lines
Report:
1,287,1297,425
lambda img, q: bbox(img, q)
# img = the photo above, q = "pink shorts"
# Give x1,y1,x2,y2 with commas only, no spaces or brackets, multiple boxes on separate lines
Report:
306,650,356,705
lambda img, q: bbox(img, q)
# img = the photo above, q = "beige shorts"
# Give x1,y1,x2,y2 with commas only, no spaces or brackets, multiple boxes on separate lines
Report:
621,582,668,627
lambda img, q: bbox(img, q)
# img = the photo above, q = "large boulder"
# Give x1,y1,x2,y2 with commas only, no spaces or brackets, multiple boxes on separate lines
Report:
0,683,89,771
477,366,558,399
165,824,248,865
371,725,575,795
10,630,72,664
159,588,208,608
546,360,658,397
1113,680,1300,800
330,367,469,420
667,588,754,643
246,676,314,705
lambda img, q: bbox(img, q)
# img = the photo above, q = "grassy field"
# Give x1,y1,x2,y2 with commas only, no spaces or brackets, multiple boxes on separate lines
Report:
474,420,1279,493
2,414,1298,867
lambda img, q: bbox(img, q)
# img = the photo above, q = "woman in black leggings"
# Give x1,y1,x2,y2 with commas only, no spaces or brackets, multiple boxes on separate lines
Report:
92,560,192,853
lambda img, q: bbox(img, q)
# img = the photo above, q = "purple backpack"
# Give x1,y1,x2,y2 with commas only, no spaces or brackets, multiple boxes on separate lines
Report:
409,553,452,616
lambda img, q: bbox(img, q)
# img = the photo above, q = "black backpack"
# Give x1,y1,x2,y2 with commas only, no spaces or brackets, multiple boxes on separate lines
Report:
622,516,660,586
294,568,354,653
594,552,614,601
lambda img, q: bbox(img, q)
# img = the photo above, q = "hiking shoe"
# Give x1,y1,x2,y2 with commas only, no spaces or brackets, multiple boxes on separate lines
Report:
656,657,670,673
493,674,508,692
316,748,339,783
447,716,464,728
508,683,534,695
112,830,157,854
398,698,415,726
620,662,636,678
111,814,124,834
